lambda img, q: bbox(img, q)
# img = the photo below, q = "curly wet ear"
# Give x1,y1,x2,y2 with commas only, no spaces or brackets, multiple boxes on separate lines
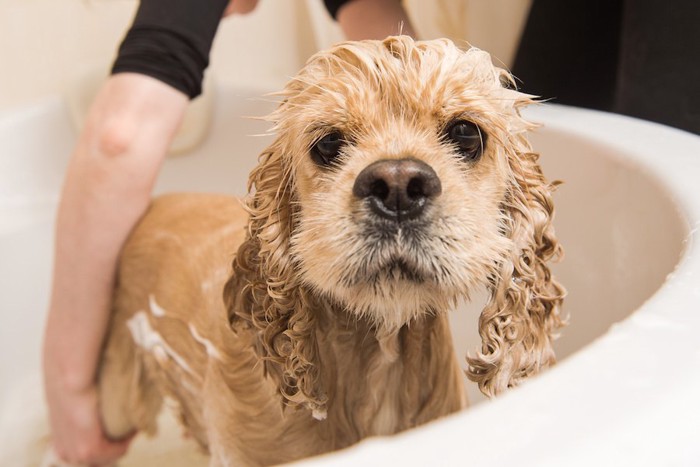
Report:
467,144,566,397
223,141,328,416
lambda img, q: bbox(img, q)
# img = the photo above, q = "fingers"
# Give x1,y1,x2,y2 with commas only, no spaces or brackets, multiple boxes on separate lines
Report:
44,381,136,466
95,434,134,464
224,0,259,17
51,433,133,466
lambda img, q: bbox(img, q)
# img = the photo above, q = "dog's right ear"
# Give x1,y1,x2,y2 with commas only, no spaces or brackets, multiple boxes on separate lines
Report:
466,143,566,397
223,141,329,418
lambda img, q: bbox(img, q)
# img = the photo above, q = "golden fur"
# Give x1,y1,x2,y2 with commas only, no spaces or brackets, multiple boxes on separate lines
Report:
98,36,565,466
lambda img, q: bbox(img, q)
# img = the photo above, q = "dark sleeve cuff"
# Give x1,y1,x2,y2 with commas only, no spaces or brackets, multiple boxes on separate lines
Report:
323,0,354,20
111,0,228,99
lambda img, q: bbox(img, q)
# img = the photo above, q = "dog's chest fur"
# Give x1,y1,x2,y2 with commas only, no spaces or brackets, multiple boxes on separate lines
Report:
210,310,465,465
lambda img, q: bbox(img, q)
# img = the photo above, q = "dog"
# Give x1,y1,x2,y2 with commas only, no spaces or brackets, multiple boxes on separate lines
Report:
98,36,565,466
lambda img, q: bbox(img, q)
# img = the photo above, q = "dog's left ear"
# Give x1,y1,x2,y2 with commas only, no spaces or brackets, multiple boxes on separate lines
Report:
467,132,566,397
224,139,328,417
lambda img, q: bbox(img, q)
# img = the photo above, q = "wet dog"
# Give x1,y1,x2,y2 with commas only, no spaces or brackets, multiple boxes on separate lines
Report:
98,36,565,466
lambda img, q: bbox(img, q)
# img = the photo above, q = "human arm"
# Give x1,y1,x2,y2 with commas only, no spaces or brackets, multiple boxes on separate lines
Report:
43,0,237,462
43,73,189,465
332,0,416,40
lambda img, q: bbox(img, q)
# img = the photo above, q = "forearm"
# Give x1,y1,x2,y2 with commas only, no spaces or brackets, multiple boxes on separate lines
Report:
336,0,416,40
43,74,188,393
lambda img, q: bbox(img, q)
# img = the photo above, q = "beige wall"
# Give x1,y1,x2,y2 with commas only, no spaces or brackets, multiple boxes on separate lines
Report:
0,0,531,112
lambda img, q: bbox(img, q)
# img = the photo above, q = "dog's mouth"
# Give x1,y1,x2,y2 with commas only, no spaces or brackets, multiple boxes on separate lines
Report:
339,254,427,288
370,257,426,284
339,226,435,288
364,214,432,241
355,218,437,282
326,209,453,289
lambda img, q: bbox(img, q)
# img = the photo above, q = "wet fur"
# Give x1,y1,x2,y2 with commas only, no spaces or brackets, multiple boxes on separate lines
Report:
98,36,565,466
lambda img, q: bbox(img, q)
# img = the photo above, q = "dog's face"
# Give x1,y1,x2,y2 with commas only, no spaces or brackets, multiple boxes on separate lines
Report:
261,37,535,331
233,37,564,405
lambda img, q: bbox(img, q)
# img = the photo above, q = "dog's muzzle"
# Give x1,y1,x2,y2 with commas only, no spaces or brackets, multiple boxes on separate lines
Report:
353,158,442,222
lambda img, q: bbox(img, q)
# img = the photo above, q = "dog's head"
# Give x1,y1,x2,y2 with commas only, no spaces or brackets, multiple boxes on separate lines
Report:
226,36,565,413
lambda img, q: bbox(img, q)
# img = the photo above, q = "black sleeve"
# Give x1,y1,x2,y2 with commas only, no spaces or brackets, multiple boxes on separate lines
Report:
323,0,354,20
513,0,699,134
111,0,229,99
511,0,623,111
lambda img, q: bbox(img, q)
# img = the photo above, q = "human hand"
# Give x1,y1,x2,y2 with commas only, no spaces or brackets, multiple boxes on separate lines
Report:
224,0,259,16
336,0,416,40
45,378,134,466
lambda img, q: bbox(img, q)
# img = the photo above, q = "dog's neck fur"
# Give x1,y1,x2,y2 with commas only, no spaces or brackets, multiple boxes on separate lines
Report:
236,291,466,450
222,271,466,464
313,300,466,441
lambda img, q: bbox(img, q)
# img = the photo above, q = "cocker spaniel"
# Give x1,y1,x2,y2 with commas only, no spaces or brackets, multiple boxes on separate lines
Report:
98,36,565,466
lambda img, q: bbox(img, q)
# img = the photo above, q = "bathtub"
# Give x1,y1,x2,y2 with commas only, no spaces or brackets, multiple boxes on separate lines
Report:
1,87,698,466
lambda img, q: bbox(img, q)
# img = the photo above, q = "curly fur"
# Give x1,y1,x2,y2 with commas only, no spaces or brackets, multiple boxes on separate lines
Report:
98,36,565,466
466,140,566,395
223,141,329,414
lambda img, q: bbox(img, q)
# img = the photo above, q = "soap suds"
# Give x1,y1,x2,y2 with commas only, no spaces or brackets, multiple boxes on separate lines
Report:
127,311,195,376
149,294,167,317
188,323,222,360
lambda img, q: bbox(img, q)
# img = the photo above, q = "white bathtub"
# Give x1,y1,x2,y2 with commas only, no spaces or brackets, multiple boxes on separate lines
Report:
1,88,698,466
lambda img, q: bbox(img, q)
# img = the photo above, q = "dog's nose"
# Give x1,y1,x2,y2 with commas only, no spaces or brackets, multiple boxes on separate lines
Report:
353,158,442,222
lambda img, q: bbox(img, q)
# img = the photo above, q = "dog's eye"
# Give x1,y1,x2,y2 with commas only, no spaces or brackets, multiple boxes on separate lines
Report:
446,120,486,161
311,131,345,166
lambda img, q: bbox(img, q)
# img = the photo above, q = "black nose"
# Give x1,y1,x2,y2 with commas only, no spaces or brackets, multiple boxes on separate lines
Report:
353,158,442,222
